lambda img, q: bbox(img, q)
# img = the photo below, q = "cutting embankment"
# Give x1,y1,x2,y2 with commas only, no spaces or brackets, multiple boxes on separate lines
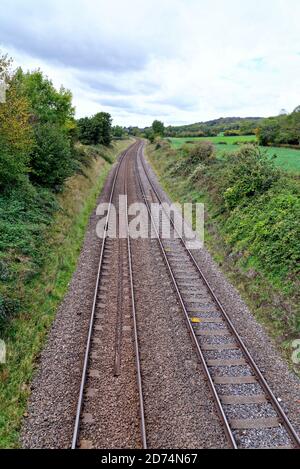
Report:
0,139,131,448
146,140,300,368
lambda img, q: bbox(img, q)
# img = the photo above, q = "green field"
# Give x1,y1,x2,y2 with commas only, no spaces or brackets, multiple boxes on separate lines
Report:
168,137,300,173
169,135,256,148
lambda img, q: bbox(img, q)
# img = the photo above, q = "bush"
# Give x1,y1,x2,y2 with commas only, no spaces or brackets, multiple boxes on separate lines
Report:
189,141,215,163
168,141,215,177
0,185,58,257
188,164,207,183
30,124,73,190
220,145,280,210
224,130,240,136
224,188,300,279
0,294,20,326
182,141,215,167
0,260,11,281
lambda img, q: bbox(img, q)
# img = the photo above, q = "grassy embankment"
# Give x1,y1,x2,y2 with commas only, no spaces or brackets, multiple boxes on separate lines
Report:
168,136,300,174
0,139,131,448
146,140,300,371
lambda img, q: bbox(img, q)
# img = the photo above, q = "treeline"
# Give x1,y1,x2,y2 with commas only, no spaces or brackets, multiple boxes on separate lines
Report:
137,118,259,140
162,117,260,138
257,107,300,147
123,118,259,140
0,52,113,193
140,110,300,145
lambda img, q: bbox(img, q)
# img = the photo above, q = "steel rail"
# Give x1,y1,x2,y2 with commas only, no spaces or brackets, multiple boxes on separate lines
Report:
137,141,300,449
71,142,136,449
123,148,147,449
134,142,237,449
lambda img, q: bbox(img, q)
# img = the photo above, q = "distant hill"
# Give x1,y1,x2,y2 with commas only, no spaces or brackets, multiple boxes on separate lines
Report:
164,116,262,137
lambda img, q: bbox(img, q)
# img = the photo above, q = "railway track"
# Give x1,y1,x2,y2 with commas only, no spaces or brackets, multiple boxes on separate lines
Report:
71,142,147,449
71,139,299,450
135,141,300,450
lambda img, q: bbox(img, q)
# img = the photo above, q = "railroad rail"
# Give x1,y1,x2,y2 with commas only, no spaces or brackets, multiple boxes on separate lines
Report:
135,141,300,449
71,142,147,449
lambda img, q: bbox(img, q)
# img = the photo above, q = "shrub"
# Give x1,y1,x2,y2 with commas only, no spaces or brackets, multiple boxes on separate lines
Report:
0,185,58,257
30,124,73,190
221,145,280,210
224,188,300,280
188,164,207,183
0,294,20,326
188,141,215,163
168,141,215,177
0,260,11,281
224,130,240,136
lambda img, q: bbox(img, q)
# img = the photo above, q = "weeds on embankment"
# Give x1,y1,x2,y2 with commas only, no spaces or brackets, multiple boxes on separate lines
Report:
0,140,131,448
147,140,300,372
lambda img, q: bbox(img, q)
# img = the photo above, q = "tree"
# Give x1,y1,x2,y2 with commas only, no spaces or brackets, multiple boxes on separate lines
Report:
257,118,281,146
77,112,112,146
287,107,300,145
0,55,33,189
112,125,125,138
93,112,112,146
144,128,155,143
128,126,142,137
14,68,78,189
152,120,165,136
15,69,75,128
30,123,73,189
77,117,97,145
257,110,300,147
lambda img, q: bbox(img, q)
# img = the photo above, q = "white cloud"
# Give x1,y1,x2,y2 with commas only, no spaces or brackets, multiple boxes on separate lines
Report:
0,0,299,126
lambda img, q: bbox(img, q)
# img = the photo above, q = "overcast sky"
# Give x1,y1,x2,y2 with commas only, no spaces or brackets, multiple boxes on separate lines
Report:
1,0,299,126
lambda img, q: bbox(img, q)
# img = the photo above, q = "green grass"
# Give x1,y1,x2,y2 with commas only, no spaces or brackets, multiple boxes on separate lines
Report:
169,135,256,148
217,145,300,173
169,137,300,173
0,140,131,448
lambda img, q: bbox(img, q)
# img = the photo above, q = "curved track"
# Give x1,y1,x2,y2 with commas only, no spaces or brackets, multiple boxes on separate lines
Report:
71,141,146,449
71,139,300,450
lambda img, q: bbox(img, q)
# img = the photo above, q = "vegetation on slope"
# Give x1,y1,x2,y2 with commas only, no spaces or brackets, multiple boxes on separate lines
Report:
146,140,300,368
168,136,300,174
0,140,131,448
0,49,131,447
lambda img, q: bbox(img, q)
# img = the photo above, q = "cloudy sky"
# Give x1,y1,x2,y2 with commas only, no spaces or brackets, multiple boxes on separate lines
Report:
1,0,299,126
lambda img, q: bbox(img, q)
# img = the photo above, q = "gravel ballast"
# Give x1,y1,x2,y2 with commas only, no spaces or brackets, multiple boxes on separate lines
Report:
143,144,300,443
21,161,119,448
21,141,300,449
